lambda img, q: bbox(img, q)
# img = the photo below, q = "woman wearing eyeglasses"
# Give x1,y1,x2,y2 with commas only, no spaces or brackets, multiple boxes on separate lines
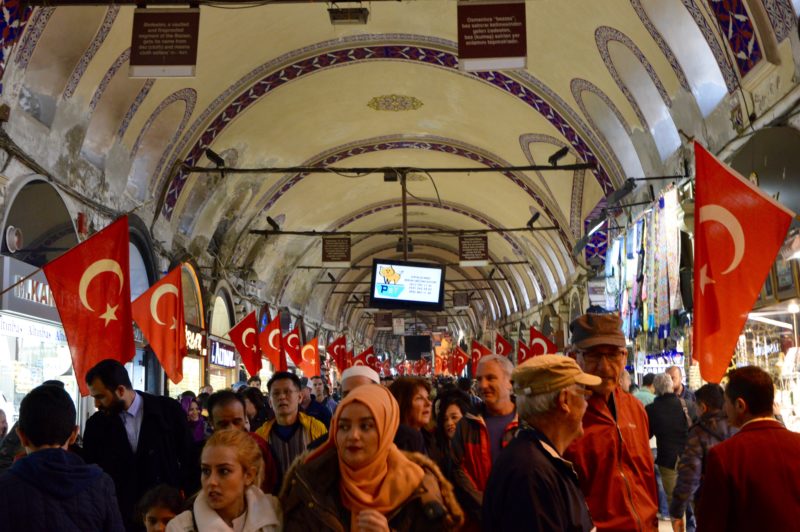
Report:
280,384,463,532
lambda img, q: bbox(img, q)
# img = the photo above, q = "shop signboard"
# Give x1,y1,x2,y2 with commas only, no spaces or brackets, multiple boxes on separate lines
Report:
130,8,200,78
457,1,527,72
186,325,206,357
0,312,66,343
0,256,61,323
209,337,236,368
375,312,393,330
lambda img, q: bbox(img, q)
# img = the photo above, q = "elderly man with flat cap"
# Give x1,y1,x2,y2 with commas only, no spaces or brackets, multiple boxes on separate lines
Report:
563,313,658,532
483,355,599,531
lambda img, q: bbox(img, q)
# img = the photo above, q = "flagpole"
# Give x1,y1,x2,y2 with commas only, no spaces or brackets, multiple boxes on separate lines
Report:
0,267,43,298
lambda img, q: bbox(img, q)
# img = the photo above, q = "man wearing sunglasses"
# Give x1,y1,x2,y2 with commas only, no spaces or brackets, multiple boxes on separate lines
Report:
564,313,659,531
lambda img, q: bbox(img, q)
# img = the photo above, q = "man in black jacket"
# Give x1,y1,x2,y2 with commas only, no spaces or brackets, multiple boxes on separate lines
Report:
483,355,600,531
82,359,197,531
0,384,124,531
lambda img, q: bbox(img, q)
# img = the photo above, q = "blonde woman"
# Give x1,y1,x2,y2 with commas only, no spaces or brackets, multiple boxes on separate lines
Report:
167,430,281,531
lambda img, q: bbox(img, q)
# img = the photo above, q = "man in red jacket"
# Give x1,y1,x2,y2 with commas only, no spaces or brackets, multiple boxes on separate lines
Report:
696,366,800,531
564,313,658,531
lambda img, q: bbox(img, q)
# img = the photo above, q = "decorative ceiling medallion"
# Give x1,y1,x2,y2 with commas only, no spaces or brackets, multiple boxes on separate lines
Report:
367,94,423,112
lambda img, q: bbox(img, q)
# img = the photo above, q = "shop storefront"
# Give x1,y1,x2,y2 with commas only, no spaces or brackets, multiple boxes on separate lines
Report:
208,284,239,390
168,263,206,397
0,257,75,424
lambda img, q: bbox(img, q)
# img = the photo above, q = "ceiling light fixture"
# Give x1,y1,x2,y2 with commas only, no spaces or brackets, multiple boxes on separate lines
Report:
266,216,281,232
605,178,637,206
526,211,541,229
327,272,336,282
205,148,225,168
548,146,570,167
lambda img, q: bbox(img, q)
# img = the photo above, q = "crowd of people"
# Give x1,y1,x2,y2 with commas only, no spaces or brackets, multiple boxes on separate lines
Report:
0,311,798,531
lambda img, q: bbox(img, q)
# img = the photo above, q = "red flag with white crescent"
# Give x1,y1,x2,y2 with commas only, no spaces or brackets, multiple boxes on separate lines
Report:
495,333,513,357
327,335,347,371
518,340,534,364
529,326,557,356
284,327,302,367
229,311,261,376
346,351,354,369
470,340,492,375
693,142,794,382
259,315,286,372
451,347,469,375
298,337,319,377
42,217,135,396
352,346,380,372
381,359,392,377
131,266,186,384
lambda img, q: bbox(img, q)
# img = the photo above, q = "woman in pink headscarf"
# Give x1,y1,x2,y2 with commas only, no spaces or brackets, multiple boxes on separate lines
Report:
280,384,463,531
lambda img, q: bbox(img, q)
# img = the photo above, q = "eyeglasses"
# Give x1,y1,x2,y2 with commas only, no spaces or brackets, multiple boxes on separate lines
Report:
580,349,627,363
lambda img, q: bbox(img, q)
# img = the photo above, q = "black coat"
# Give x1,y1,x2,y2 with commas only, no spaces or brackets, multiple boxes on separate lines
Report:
82,392,197,530
483,428,594,531
0,448,125,531
646,393,689,469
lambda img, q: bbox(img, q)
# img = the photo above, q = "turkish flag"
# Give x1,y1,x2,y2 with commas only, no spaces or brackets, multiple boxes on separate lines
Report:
259,315,286,371
327,335,347,371
518,340,534,364
693,142,794,382
452,347,469,375
353,347,380,372
131,266,186,384
284,327,302,367
298,338,319,376
229,311,261,377
529,326,557,356
43,217,135,396
495,333,513,357
381,359,392,377
470,340,492,375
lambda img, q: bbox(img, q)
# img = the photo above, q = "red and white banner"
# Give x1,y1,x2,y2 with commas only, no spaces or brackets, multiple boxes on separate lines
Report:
518,340,533,364
259,314,286,372
529,325,557,356
352,346,380,373
229,311,261,376
131,265,186,384
298,337,319,377
284,327,302,367
470,340,492,375
693,142,794,382
451,347,469,376
495,333,513,357
43,217,135,395
327,335,347,371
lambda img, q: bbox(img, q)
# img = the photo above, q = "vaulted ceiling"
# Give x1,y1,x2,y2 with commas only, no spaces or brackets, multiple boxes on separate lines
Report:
2,0,798,344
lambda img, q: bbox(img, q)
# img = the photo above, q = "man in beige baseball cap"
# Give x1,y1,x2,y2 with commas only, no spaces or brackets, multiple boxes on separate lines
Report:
483,355,599,530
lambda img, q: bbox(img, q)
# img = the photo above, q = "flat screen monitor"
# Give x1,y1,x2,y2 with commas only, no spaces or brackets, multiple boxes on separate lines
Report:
369,259,445,311
404,335,432,359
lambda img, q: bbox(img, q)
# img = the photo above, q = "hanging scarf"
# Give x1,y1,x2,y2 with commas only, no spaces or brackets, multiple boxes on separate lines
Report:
306,384,425,528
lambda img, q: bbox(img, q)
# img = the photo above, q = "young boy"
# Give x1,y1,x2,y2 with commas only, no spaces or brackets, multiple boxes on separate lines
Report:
0,384,125,531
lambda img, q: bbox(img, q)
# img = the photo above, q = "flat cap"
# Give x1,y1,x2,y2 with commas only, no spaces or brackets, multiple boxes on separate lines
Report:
569,313,626,349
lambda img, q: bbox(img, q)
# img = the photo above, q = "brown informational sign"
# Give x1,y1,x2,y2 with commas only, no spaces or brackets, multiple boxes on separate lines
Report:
130,8,200,78
459,234,489,267
457,1,527,71
375,312,393,330
453,291,470,308
322,237,351,267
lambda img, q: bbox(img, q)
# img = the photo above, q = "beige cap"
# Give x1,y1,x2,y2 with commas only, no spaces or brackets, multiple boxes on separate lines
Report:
341,365,380,384
512,354,601,395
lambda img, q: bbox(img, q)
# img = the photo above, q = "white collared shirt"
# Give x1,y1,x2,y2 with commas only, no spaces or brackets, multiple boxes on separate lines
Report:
120,391,144,453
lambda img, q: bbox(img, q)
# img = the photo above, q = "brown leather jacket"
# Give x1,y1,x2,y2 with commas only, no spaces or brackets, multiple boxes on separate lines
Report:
279,447,464,531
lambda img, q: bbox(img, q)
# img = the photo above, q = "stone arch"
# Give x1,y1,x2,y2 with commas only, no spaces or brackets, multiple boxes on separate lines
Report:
126,89,197,201
159,36,615,220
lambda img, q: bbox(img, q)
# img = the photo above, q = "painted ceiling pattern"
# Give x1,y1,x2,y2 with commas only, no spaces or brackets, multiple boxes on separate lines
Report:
0,1,797,340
